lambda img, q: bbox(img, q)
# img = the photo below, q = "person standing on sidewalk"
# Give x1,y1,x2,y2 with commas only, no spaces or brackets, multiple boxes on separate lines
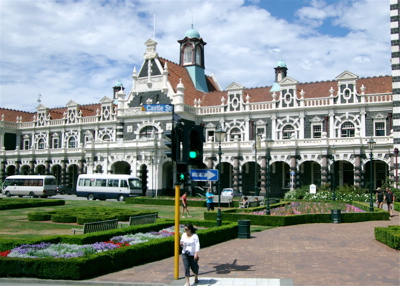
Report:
206,188,214,211
384,187,396,217
180,223,200,286
181,192,191,218
376,188,384,209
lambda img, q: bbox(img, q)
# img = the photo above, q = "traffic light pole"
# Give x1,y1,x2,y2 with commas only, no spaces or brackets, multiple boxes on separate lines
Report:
173,183,181,280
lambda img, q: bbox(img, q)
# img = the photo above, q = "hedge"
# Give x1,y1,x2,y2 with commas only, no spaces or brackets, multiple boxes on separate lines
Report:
27,206,158,225
0,219,238,280
0,198,65,210
204,201,389,226
374,225,400,250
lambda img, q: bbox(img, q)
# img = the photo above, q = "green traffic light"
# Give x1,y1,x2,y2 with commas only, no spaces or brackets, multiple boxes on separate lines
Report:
189,150,198,159
179,173,185,181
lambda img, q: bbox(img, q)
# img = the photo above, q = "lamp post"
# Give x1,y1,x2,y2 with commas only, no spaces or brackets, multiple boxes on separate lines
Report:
367,137,376,212
394,148,399,188
254,134,261,196
215,125,226,226
265,137,273,215
330,145,336,201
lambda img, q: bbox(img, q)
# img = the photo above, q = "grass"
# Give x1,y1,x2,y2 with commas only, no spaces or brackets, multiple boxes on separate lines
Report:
0,198,211,240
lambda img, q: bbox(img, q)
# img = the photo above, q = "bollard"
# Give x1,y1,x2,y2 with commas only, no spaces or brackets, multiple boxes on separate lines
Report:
238,220,251,238
331,209,342,223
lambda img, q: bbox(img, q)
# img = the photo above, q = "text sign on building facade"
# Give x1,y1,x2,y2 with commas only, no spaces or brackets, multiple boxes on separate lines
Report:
142,104,173,112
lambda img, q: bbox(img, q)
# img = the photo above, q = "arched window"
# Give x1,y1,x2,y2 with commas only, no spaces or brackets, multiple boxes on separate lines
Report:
341,121,355,137
140,126,157,138
229,127,241,141
282,124,295,139
68,137,76,148
184,46,193,64
102,134,111,141
38,138,45,149
195,46,201,65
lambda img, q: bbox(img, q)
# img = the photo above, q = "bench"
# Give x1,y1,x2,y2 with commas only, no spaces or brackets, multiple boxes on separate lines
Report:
239,196,265,208
72,219,118,235
219,196,233,207
120,213,158,227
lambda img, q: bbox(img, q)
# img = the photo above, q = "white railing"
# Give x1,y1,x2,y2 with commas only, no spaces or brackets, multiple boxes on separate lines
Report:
366,93,392,103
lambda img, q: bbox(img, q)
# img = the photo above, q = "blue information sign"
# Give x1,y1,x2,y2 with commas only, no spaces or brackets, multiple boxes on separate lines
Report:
142,104,173,112
190,169,219,181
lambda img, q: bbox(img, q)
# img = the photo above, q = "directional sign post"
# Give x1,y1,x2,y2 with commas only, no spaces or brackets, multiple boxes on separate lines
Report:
190,169,219,181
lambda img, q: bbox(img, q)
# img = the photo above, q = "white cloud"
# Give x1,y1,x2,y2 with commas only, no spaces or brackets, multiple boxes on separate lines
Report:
0,0,391,111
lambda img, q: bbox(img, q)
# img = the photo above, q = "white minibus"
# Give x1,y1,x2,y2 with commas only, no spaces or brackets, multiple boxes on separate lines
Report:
2,175,58,198
76,174,142,201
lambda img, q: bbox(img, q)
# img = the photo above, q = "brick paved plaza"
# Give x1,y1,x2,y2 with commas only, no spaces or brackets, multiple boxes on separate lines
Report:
90,210,399,286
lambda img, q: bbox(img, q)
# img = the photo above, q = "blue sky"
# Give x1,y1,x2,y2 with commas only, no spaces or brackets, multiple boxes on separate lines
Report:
0,0,392,111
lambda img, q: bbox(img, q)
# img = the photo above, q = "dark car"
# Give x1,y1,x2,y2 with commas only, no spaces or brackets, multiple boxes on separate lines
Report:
56,185,76,195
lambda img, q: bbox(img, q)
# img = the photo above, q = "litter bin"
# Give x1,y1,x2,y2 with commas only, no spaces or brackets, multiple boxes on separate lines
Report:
331,209,341,223
238,220,251,239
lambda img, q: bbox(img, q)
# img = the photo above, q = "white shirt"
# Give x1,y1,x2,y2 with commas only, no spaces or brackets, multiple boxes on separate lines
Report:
180,233,200,256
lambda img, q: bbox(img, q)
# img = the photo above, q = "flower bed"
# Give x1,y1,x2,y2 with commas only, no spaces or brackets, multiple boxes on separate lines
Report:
204,201,389,226
246,202,366,216
0,220,237,280
4,225,207,259
4,225,206,258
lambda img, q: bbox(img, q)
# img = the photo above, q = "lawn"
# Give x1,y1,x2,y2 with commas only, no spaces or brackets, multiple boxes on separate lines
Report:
0,198,272,240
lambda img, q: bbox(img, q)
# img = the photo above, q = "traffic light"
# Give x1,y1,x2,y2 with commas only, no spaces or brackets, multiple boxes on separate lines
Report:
183,125,204,165
176,162,187,184
164,129,175,161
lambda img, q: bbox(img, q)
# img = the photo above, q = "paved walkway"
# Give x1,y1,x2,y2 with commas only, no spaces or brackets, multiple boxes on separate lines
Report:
88,211,399,286
1,210,399,286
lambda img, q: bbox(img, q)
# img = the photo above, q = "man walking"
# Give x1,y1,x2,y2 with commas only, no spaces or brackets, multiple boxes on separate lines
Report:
206,188,215,211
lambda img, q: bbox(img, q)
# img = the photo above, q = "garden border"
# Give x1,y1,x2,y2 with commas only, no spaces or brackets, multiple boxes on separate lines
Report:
0,219,238,280
0,198,65,210
374,225,400,250
204,201,389,226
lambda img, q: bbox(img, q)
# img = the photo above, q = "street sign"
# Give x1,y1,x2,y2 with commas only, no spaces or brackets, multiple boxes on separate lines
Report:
142,104,173,112
190,169,219,181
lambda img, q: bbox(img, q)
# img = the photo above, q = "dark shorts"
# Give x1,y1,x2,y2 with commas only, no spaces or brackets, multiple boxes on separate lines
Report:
207,202,214,211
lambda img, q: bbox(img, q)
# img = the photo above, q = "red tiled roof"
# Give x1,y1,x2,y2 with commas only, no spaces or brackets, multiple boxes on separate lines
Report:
159,57,219,105
0,57,392,123
0,108,35,122
0,103,102,123
202,75,392,106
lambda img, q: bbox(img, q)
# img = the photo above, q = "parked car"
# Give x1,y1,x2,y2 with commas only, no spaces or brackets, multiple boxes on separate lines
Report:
221,188,242,197
56,185,76,195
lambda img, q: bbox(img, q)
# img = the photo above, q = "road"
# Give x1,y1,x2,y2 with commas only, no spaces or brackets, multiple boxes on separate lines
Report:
0,193,87,201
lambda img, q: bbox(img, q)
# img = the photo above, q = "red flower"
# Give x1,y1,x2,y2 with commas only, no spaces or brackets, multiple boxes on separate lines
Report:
0,250,11,257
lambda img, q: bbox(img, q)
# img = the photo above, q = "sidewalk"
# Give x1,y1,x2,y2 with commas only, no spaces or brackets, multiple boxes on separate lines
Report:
89,210,399,286
1,210,399,286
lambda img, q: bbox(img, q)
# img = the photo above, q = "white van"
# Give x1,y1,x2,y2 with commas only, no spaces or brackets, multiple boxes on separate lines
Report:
76,174,142,201
2,175,58,198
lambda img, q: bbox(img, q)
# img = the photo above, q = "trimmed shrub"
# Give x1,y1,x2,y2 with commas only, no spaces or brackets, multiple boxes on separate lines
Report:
27,207,157,225
0,220,237,280
0,198,65,210
374,225,400,250
204,201,389,226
